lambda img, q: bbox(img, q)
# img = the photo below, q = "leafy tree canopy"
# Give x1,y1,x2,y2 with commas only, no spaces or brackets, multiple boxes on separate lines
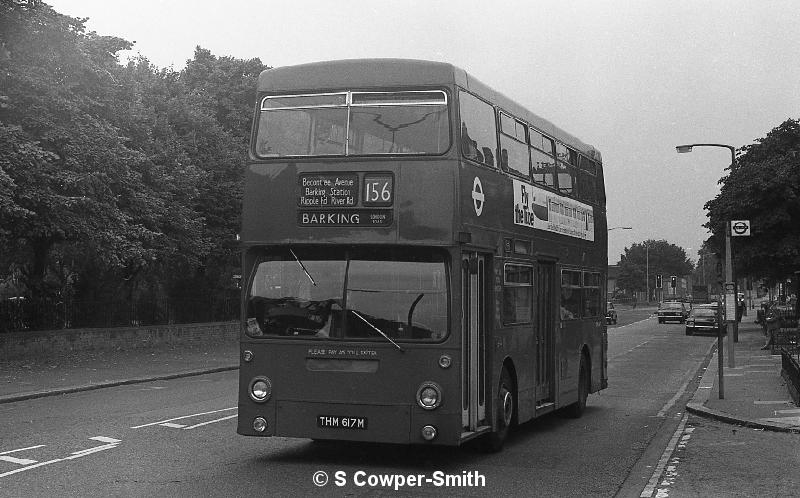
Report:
0,1,269,306
704,119,800,284
616,240,694,295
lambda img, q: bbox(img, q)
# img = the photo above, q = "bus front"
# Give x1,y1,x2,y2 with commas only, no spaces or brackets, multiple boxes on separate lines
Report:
237,61,462,445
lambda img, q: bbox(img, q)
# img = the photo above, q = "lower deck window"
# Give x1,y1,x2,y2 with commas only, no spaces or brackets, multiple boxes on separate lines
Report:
561,269,603,320
503,264,533,324
561,270,582,320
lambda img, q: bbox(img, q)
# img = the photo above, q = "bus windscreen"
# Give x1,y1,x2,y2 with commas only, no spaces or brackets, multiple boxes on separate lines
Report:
245,248,448,342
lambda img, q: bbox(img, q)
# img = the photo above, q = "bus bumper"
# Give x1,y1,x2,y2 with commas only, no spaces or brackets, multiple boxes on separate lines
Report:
238,400,459,445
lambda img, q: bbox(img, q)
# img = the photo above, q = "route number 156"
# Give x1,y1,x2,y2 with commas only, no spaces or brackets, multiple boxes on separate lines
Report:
363,175,393,207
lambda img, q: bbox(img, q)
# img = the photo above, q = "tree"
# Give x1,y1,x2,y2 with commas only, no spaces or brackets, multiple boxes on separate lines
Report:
616,240,694,297
0,2,268,325
704,119,800,284
0,1,157,298
0,3,208,303
690,243,722,295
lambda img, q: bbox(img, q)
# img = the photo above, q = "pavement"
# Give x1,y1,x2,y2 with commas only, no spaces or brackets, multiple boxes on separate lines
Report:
686,310,800,433
1,314,798,434
0,341,239,404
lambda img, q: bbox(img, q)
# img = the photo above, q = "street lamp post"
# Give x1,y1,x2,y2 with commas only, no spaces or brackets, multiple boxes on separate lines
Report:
676,143,738,397
646,243,649,303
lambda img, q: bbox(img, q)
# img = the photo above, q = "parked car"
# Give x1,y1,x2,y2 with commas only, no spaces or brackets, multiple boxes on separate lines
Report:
694,302,722,319
606,301,617,324
657,301,688,323
685,307,723,335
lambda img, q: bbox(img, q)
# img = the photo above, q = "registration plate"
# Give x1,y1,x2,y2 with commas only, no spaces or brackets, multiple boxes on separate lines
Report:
317,415,368,430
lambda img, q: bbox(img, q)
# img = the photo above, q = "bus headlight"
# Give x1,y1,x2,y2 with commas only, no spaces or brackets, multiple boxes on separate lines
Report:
253,417,268,432
421,425,437,441
249,376,272,402
416,382,442,410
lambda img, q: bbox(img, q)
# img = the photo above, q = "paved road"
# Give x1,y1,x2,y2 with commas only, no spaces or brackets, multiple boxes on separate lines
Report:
1,308,795,496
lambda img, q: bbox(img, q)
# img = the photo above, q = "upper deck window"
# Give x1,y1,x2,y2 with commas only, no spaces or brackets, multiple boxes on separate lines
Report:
255,91,449,158
499,112,531,178
459,91,497,168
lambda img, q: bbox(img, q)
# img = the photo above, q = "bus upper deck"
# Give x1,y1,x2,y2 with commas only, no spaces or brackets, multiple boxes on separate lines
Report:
242,59,606,251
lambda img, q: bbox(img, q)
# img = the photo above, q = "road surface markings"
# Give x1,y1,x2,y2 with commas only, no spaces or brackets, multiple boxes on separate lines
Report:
182,414,238,430
0,445,47,467
656,365,697,418
0,445,45,456
0,436,120,479
640,413,689,498
131,406,236,429
160,423,187,428
0,456,37,465
753,400,793,405
89,436,121,444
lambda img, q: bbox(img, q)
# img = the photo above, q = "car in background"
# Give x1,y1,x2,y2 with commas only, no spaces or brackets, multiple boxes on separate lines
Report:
685,307,724,335
657,301,688,323
695,302,725,321
606,301,617,325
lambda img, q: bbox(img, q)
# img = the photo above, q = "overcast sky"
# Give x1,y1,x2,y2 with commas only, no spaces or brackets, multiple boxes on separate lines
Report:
47,0,800,264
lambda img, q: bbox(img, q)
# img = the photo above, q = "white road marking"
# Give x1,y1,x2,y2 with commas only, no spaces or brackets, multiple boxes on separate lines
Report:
0,456,37,465
656,368,694,418
776,408,800,414
182,414,238,430
754,400,792,405
69,442,118,458
89,436,121,444
0,437,120,479
130,407,236,429
0,445,45,455
640,414,689,498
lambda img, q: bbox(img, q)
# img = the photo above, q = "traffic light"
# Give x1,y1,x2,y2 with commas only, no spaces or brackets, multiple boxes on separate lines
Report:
656,274,662,289
670,275,677,288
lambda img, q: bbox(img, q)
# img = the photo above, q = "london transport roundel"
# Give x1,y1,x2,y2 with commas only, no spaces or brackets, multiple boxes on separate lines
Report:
472,177,484,216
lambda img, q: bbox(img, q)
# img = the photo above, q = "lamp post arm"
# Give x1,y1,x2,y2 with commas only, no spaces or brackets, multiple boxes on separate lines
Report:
676,143,736,167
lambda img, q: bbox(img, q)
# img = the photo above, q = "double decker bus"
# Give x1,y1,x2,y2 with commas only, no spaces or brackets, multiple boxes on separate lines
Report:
237,59,608,450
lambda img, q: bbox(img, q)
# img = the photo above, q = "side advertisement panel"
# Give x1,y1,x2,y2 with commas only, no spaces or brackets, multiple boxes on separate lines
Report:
512,179,594,241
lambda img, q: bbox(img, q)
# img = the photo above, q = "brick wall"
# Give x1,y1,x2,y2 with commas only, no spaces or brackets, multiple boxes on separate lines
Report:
1,322,239,359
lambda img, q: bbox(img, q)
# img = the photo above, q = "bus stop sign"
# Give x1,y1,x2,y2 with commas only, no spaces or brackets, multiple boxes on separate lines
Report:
730,220,750,236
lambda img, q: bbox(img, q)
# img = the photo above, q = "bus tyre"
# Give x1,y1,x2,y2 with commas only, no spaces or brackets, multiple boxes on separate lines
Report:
565,356,589,418
484,367,514,452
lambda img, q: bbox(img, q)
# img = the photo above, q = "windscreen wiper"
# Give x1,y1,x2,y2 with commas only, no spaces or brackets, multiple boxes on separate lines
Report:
289,248,317,287
350,310,405,353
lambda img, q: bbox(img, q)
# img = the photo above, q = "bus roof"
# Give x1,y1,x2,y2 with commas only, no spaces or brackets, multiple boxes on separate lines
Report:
257,59,601,161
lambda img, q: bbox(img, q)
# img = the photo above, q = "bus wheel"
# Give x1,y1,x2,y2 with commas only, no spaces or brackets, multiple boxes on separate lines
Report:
565,356,589,418
483,367,514,452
